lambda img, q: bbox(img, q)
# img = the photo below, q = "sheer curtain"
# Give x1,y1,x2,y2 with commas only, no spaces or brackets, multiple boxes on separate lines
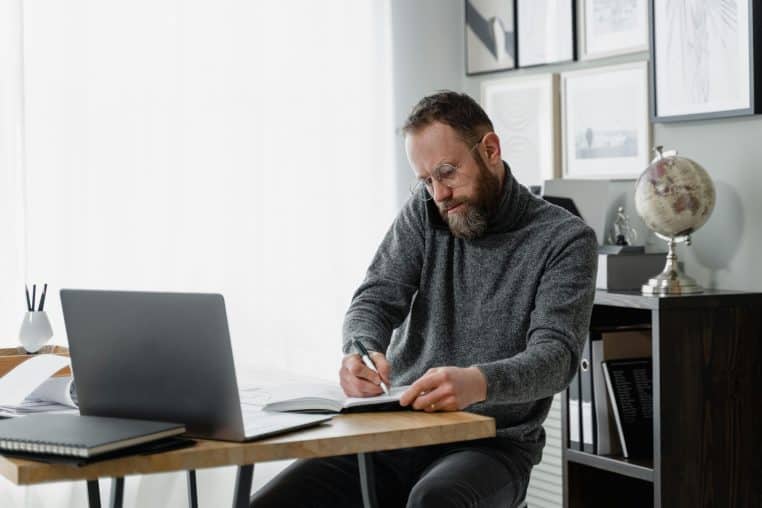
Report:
1,1,394,506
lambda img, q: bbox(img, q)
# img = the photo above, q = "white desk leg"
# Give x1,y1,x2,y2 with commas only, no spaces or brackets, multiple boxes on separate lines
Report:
233,464,254,508
87,480,101,508
357,452,379,508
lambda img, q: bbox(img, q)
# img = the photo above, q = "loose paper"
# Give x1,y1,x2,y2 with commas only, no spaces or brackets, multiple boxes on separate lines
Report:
0,354,70,405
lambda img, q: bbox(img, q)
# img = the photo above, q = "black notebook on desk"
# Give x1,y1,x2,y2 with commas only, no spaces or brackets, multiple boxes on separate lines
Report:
0,414,185,458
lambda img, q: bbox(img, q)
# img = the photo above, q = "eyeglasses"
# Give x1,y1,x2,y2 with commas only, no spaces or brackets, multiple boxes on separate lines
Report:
409,136,486,201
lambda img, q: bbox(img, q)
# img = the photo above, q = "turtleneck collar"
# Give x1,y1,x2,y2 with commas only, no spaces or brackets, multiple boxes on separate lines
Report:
426,161,530,236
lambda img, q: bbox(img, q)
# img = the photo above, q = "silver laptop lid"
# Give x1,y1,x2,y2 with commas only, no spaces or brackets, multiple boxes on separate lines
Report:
60,289,246,441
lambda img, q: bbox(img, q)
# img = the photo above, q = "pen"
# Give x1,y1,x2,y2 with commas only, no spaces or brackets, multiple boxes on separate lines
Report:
353,339,390,396
38,283,48,312
25,285,32,311
31,284,36,312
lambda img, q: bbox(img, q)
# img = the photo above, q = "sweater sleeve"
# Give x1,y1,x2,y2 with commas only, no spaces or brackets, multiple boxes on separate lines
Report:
341,197,426,354
474,222,597,403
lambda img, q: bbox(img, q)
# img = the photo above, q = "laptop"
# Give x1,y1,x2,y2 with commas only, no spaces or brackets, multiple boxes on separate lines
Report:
60,289,331,441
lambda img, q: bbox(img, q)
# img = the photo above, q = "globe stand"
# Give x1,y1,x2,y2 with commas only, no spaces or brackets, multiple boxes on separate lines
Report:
642,234,703,295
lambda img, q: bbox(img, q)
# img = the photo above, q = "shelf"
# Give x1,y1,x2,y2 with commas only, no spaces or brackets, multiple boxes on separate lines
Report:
566,449,653,482
594,289,762,310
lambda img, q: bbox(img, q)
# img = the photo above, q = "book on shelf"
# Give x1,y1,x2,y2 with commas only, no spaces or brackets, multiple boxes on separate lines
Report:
580,338,595,453
591,327,651,455
244,382,409,413
602,358,653,459
0,414,185,458
568,369,581,450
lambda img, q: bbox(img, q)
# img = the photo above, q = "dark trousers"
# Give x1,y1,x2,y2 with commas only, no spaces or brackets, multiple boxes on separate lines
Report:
250,438,532,508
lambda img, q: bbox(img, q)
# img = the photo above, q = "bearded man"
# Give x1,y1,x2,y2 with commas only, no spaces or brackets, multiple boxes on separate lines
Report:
251,91,597,508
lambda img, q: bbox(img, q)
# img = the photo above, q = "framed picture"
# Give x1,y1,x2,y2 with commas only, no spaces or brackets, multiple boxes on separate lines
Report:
481,74,560,190
465,0,517,75
579,0,649,59
650,0,761,122
561,61,651,179
517,0,576,67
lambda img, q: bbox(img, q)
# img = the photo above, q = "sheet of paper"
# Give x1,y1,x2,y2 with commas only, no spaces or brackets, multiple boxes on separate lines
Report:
26,376,77,407
0,400,77,418
0,354,70,405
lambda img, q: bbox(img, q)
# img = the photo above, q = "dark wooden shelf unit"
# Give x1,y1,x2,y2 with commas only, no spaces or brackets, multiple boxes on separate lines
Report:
566,449,653,482
562,289,762,508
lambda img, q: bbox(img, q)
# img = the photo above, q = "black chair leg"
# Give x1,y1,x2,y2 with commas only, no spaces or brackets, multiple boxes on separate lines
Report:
357,452,378,508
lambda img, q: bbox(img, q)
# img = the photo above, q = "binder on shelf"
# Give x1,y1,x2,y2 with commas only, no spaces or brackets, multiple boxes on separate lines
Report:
602,358,654,459
590,327,651,455
580,337,595,453
568,369,581,450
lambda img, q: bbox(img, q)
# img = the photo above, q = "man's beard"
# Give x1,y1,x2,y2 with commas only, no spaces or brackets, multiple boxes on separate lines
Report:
439,158,501,240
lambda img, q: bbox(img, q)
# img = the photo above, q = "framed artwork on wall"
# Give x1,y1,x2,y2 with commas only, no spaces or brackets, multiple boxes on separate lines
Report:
650,0,761,122
561,61,651,179
481,74,560,189
465,0,517,75
517,0,576,67
579,0,649,59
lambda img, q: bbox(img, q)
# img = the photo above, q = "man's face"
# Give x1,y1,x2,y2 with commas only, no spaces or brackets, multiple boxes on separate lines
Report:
405,122,502,240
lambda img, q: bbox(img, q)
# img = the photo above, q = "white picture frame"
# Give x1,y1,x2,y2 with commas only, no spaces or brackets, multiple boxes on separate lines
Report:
651,0,760,121
579,0,649,60
481,74,560,190
561,61,651,179
517,0,576,67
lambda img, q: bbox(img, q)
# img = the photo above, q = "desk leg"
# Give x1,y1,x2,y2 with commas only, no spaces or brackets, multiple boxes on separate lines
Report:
357,452,379,508
87,480,102,508
110,477,124,508
233,464,254,508
187,470,199,508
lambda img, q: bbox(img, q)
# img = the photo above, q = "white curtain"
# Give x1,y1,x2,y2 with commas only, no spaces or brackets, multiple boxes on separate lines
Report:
1,1,395,506
0,0,27,342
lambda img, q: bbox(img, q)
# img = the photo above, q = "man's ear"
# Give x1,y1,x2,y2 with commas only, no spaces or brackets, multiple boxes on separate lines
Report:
482,132,502,164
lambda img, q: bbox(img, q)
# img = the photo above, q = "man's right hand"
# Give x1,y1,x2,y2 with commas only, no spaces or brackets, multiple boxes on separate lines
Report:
339,352,391,397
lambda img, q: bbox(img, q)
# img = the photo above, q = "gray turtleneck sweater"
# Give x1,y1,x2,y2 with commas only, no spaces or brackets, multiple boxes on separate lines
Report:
342,164,597,464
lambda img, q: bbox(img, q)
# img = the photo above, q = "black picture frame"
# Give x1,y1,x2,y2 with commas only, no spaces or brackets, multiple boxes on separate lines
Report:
515,0,577,68
464,0,518,76
650,0,762,122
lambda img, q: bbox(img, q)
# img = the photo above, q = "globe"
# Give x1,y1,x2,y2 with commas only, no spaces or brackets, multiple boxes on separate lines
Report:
633,146,716,294
634,149,716,238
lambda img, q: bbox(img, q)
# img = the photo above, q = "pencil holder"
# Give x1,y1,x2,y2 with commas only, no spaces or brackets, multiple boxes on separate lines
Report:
18,311,54,353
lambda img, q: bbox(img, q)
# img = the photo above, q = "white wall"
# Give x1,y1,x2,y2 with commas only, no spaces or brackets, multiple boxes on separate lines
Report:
390,0,464,203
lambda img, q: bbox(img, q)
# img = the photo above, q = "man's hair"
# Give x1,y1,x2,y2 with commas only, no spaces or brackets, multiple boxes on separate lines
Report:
401,91,494,146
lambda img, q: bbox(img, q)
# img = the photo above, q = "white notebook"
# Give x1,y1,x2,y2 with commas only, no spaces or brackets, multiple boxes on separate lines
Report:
241,383,409,413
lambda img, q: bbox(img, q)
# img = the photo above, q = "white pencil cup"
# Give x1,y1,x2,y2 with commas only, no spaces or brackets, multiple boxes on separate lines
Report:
19,311,54,353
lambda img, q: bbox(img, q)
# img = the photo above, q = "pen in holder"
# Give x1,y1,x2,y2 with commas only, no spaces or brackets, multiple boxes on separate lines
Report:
19,311,54,353
20,282,52,353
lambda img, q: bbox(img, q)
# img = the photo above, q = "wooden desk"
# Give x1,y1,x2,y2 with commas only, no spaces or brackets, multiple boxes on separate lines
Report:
0,411,496,508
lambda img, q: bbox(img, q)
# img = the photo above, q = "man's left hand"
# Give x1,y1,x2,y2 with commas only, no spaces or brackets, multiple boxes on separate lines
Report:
399,366,487,412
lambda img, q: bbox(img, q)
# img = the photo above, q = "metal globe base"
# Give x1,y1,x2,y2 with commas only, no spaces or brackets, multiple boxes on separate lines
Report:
641,235,703,295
